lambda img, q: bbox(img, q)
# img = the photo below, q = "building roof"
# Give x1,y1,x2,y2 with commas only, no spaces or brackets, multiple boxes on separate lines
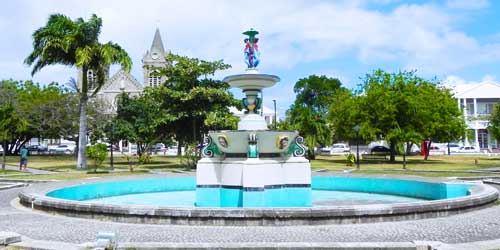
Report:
446,80,500,99
100,69,143,93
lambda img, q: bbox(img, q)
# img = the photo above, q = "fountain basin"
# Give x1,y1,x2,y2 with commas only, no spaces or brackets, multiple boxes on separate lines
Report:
19,175,498,225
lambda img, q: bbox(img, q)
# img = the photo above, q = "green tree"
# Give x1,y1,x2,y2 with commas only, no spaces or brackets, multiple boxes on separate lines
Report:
488,104,500,149
113,91,171,156
285,75,345,159
0,80,79,155
0,103,27,170
25,14,131,169
155,54,238,155
350,70,465,162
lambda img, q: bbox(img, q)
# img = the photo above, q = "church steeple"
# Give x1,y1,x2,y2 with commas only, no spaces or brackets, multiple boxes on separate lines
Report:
143,28,168,87
151,28,165,55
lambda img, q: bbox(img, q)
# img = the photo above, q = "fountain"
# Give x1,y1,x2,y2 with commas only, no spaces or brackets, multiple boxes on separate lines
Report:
18,29,498,225
195,29,312,207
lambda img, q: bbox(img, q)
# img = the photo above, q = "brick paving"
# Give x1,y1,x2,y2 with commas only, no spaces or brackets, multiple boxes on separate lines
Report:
1,185,500,245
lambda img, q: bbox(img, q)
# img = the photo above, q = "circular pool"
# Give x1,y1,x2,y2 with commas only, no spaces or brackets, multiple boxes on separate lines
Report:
19,175,498,225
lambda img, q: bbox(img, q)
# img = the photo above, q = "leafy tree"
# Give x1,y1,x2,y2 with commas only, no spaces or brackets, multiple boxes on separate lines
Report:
155,54,238,155
346,70,465,162
25,14,131,169
112,91,170,156
0,80,79,155
0,103,27,170
488,104,500,148
285,75,345,159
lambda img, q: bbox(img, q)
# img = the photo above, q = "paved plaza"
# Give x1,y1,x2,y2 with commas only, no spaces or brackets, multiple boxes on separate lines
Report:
1,184,500,246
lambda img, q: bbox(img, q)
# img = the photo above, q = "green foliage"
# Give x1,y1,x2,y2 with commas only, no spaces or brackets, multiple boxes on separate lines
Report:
285,75,346,159
86,143,107,172
137,153,152,165
329,70,466,162
180,143,201,169
153,54,239,151
113,92,167,157
344,153,356,166
25,13,132,169
0,80,79,155
488,104,500,143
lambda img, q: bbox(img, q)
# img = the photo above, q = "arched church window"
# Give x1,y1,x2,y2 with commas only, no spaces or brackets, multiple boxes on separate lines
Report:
87,70,97,89
149,69,161,87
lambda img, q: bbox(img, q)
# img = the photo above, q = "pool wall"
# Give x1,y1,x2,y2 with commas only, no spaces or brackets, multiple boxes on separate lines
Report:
46,176,469,202
21,175,498,225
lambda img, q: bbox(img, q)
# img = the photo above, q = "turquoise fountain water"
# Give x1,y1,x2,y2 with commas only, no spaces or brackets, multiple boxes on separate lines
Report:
46,176,471,207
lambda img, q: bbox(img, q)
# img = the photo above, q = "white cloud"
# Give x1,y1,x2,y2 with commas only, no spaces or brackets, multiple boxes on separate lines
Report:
1,0,500,87
445,0,489,10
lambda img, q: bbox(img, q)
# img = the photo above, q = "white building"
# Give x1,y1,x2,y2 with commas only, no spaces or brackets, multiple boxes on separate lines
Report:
449,79,500,150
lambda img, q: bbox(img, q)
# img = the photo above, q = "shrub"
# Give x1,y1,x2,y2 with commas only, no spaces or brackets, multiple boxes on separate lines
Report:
86,143,108,173
180,143,200,169
344,153,356,166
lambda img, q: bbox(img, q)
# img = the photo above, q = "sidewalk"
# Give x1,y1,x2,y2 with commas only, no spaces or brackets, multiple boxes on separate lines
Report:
2,164,55,175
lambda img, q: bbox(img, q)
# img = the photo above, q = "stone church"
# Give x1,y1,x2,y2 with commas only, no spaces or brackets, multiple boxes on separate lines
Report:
78,28,169,112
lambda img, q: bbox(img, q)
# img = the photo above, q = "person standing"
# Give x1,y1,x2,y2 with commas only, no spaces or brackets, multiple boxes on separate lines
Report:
19,146,28,171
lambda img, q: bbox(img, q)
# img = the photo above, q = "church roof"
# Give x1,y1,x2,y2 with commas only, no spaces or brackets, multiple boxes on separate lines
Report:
100,69,143,92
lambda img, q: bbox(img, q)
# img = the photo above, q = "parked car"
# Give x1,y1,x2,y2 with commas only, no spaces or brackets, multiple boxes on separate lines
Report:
49,144,76,154
152,143,166,153
458,146,479,153
429,145,445,155
320,143,350,155
27,144,48,153
447,143,461,153
370,146,391,154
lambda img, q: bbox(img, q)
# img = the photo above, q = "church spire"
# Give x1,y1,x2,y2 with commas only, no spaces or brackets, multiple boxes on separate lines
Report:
150,28,165,54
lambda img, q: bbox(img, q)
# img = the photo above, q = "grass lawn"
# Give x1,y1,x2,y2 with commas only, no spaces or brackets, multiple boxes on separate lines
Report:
4,154,182,172
0,169,24,175
1,153,500,180
312,154,500,177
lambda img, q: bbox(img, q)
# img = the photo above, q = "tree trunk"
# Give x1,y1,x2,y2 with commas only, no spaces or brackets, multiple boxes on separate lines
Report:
177,140,183,157
77,94,88,169
424,141,432,160
2,141,6,171
389,140,396,162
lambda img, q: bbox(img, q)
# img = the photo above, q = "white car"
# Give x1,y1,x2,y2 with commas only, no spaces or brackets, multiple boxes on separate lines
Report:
320,143,350,155
458,146,480,153
49,144,76,154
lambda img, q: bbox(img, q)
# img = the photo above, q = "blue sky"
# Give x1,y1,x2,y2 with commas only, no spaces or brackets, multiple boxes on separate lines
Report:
1,0,500,117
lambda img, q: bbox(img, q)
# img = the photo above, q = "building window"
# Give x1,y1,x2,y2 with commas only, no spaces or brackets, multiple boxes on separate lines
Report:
148,70,161,87
478,103,495,115
466,103,474,115
87,70,97,89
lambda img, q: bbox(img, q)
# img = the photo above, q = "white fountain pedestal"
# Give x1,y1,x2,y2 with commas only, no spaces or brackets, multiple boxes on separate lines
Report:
196,157,311,207
238,114,268,130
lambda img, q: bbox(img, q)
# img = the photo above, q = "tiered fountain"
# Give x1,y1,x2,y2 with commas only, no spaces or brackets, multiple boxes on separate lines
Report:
195,29,312,207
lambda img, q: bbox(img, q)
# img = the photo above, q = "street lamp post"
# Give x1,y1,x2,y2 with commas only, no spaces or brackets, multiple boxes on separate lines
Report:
273,99,277,129
110,124,115,171
353,125,361,170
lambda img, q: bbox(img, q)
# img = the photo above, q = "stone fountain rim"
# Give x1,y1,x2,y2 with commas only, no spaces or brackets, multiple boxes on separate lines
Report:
223,73,280,83
17,174,499,226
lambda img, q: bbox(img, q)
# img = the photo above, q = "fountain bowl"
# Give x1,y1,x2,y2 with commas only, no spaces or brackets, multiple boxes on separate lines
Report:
223,73,280,90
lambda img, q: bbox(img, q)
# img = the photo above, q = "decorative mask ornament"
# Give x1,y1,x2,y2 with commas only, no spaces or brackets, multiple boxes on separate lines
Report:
276,136,289,150
217,135,229,148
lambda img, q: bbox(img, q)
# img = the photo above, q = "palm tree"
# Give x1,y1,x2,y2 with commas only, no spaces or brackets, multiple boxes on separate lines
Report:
25,14,132,169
